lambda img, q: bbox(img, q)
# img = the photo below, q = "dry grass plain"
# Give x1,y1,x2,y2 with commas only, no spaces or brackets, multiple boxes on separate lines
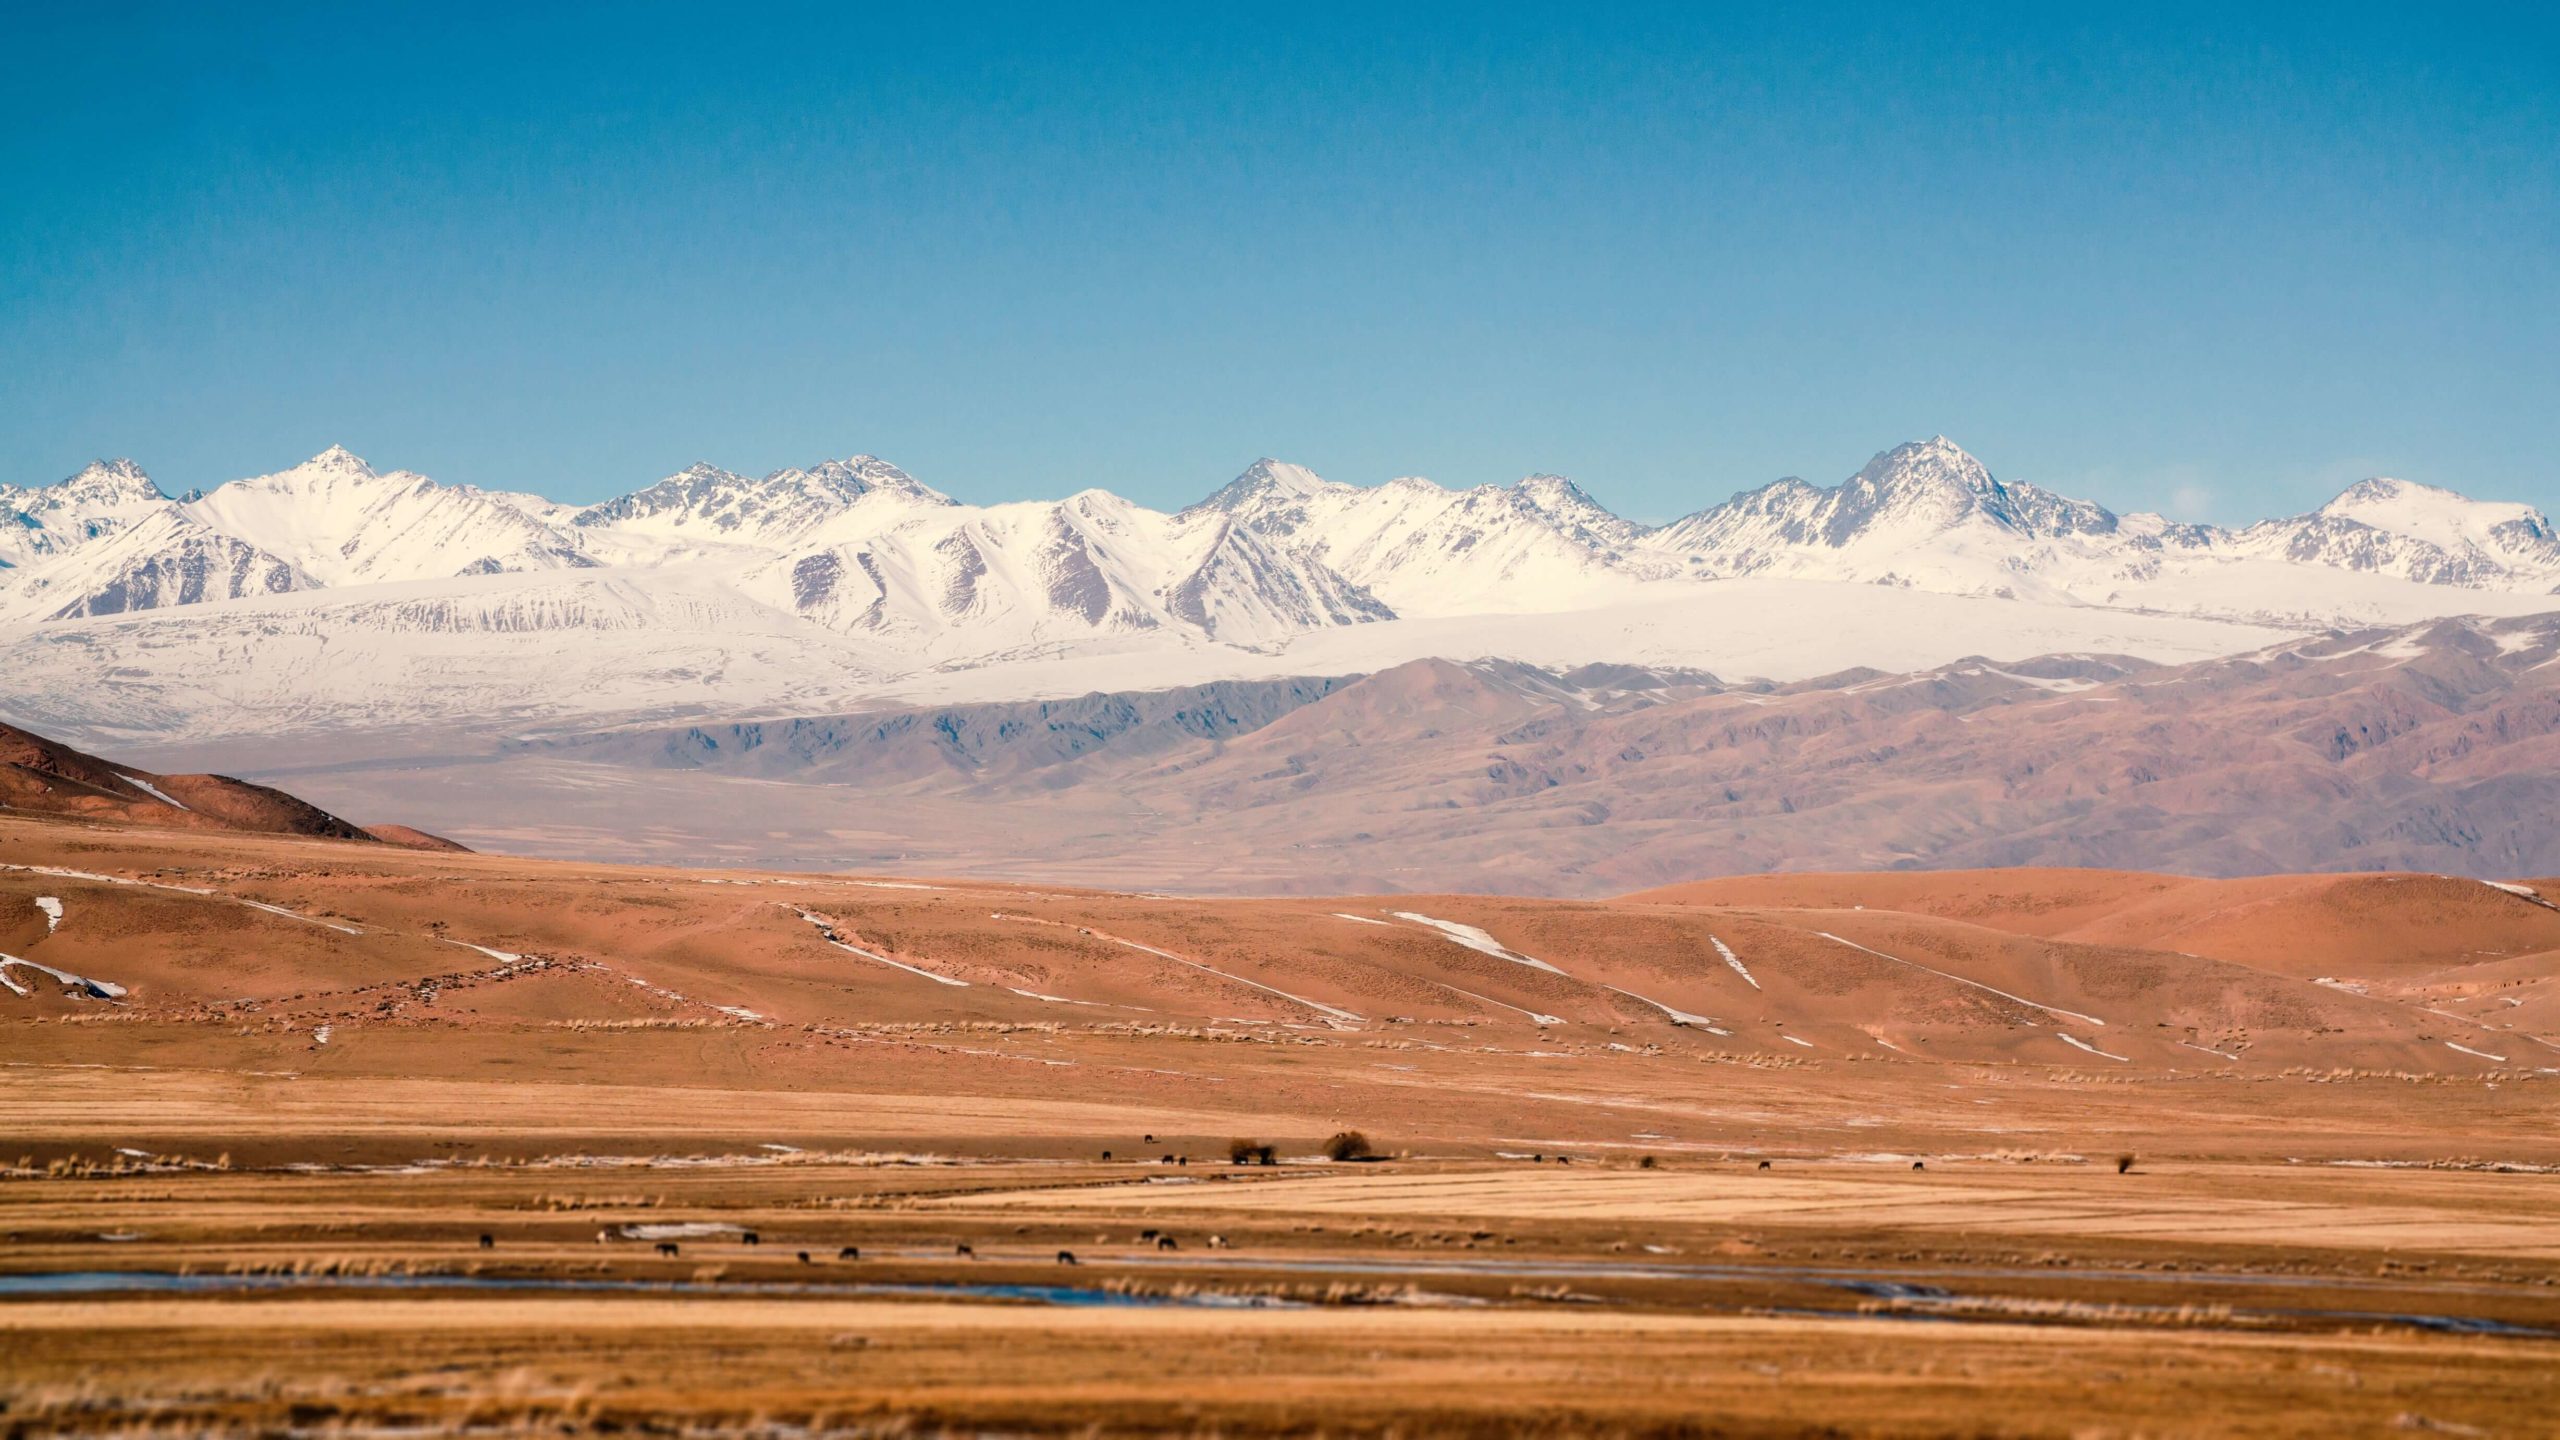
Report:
4,814,2558,1435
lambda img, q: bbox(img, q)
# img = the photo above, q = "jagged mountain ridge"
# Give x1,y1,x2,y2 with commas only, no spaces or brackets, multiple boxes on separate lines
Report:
4,436,2556,693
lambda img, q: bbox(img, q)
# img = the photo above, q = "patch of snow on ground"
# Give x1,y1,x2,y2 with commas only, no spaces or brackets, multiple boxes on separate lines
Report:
312,1025,332,1045
1106,935,1363,1025
1709,936,1759,989
1008,986,1099,1005
0,864,212,894
1392,913,1568,974
617,1222,744,1240
1602,984,1729,1034
1819,931,2106,1027
2057,1033,2129,1062
34,897,61,933
238,899,362,935
1780,1034,1815,1048
1331,913,1391,926
1425,979,1563,1027
2445,1041,2508,1062
2178,1041,2241,1061
796,909,970,987
114,773,191,809
0,952,125,999
2481,880,2558,911
442,938,523,962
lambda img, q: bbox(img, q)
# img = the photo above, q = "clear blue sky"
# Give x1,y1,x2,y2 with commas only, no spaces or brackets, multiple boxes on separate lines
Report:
5,3,2554,523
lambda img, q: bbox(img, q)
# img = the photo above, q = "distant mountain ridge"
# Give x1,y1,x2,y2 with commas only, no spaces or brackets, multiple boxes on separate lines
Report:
312,610,2560,891
6,435,2559,745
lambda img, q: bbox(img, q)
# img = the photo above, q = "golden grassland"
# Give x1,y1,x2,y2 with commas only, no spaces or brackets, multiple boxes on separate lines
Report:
4,818,2559,1434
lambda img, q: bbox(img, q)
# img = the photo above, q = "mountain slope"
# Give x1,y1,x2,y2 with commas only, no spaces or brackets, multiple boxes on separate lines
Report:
183,446,594,583
0,461,310,623
2228,478,2560,587
573,456,953,550
0,459,175,567
0,719,453,847
266,610,2560,893
1189,459,1671,614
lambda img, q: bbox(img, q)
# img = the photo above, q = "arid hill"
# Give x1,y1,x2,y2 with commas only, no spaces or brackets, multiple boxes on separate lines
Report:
4,813,2550,1083
0,719,460,849
229,609,2560,892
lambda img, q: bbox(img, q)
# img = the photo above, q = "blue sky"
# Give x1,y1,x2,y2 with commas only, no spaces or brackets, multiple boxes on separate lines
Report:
4,3,2554,522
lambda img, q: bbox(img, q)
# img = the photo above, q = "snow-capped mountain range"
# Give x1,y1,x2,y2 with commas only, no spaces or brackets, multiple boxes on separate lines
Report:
5,435,2557,743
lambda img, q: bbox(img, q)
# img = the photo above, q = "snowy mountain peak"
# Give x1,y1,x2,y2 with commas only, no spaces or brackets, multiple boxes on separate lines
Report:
1843,435,1995,507
301,444,376,477
1643,436,2122,585
1509,473,1653,550
0,458,178,573
58,458,168,505
1512,473,1598,507
784,454,949,505
2326,476,2444,511
2315,477,2550,544
2226,475,2560,586
1185,458,1341,516
576,453,950,546
1816,437,2116,543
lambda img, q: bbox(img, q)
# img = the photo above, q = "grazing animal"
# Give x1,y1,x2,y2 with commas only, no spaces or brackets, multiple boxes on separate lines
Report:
1101,1150,1112,1160
1756,1160,1771,1171
1156,1235,1178,1251
1143,1134,1156,1144
478,1233,494,1250
656,1242,681,1257
838,1245,860,1260
1056,1250,1078,1265
1912,1161,1926,1171
797,1251,811,1264
955,1242,975,1259
741,1231,760,1246
1140,1229,1159,1240
1207,1234,1228,1249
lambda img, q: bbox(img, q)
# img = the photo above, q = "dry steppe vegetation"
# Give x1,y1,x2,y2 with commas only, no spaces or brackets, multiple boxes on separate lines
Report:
3,815,2556,1434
